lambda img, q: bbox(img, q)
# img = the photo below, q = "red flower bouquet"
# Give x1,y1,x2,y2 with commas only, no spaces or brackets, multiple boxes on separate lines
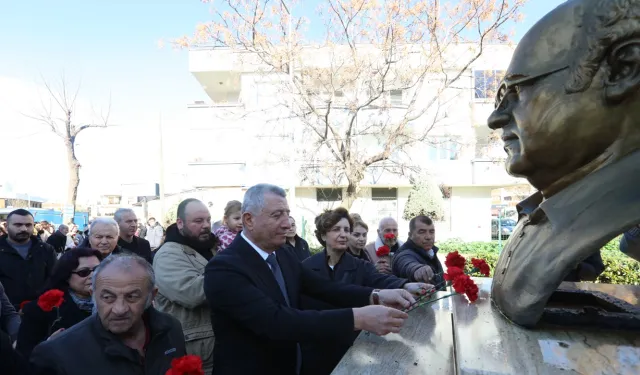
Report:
166,355,204,375
376,245,391,257
404,251,491,312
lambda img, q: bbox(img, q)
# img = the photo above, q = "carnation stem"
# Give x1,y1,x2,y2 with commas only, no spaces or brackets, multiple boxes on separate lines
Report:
406,292,458,313
48,307,62,337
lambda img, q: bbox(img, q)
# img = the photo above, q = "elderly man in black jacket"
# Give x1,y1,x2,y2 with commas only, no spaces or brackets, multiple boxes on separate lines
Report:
30,253,186,375
114,208,153,264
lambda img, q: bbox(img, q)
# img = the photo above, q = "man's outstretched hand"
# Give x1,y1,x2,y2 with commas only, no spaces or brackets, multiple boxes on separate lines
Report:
403,282,434,297
376,289,415,310
353,305,409,335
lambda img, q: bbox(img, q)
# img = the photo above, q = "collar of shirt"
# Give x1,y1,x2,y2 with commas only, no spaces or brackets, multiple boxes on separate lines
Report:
241,231,271,262
516,149,640,230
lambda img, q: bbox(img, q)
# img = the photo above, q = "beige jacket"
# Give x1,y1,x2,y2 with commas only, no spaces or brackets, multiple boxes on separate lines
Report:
153,242,215,374
365,237,405,263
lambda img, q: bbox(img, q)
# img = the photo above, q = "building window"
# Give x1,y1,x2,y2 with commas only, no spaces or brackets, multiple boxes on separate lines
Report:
372,188,397,201
474,70,504,99
107,196,121,205
427,138,460,161
316,188,342,202
390,90,403,105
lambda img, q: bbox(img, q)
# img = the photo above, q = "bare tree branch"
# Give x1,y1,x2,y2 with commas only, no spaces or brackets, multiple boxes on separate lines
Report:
22,73,112,211
180,0,527,207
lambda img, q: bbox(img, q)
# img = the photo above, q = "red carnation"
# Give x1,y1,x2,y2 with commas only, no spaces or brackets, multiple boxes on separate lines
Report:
471,258,490,276
19,300,31,310
383,233,396,240
443,266,464,281
37,289,65,312
166,355,204,375
465,280,479,302
376,245,390,257
445,251,466,269
451,274,470,294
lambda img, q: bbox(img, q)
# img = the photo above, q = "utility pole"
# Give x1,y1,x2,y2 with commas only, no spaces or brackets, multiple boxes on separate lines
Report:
158,113,166,223
281,0,297,205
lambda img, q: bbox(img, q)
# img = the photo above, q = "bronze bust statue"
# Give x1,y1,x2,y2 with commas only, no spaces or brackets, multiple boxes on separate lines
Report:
489,0,640,327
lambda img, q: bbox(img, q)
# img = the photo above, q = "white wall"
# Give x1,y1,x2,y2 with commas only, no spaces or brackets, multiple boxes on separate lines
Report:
449,186,493,242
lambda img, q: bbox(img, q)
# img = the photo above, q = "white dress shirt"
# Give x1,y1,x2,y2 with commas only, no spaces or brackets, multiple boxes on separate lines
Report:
241,231,273,270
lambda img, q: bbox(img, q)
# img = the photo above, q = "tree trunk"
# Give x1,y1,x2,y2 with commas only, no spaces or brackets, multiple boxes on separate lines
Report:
65,140,80,221
340,180,360,210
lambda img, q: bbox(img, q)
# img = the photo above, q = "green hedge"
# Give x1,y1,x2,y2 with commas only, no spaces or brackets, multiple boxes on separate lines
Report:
438,237,640,285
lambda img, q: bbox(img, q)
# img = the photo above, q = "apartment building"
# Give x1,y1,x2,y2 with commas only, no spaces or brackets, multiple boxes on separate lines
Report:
185,43,528,243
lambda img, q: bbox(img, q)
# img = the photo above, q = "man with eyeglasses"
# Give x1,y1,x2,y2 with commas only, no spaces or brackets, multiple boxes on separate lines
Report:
488,0,640,328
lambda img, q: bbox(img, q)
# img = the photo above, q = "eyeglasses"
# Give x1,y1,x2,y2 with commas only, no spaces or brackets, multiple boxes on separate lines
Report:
72,266,98,278
494,65,569,109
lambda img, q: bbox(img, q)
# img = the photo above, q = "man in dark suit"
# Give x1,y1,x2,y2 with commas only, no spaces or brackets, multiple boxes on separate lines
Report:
204,183,414,375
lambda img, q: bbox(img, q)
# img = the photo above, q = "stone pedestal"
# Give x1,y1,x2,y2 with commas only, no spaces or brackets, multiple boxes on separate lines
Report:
331,291,455,374
332,279,640,375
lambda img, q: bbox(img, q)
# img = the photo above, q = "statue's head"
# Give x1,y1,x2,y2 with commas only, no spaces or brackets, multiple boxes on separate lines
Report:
488,0,640,191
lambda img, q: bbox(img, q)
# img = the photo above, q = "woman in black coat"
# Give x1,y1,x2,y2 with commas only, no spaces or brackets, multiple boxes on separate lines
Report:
283,216,312,262
300,208,432,375
16,248,103,359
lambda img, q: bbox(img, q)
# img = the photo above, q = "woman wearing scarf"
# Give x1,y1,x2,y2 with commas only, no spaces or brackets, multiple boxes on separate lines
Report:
16,248,102,359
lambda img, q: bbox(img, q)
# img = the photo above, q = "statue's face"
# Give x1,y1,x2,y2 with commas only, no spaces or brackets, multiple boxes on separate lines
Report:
487,0,625,190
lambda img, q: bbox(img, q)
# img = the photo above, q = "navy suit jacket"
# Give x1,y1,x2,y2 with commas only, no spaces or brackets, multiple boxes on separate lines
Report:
204,235,374,375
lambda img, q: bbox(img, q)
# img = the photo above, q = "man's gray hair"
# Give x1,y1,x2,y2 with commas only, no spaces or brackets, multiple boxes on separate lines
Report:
58,224,68,232
242,183,287,215
91,253,155,294
89,217,119,236
113,208,136,224
378,217,398,231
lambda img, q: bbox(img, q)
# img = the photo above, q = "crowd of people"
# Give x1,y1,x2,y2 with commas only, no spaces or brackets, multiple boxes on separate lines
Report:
0,183,639,375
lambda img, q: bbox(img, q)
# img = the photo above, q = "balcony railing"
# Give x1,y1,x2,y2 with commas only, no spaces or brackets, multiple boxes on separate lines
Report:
187,101,244,109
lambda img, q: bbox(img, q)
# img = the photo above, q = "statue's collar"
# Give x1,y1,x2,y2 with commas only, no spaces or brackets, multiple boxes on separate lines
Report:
517,149,640,231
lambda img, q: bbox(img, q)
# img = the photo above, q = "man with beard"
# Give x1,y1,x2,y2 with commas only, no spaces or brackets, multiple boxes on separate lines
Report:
392,216,445,290
114,208,153,264
0,209,57,309
153,198,218,374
